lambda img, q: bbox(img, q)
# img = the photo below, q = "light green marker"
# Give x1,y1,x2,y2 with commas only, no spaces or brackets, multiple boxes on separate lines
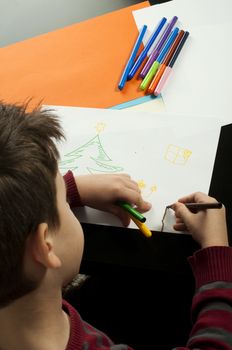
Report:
140,61,160,90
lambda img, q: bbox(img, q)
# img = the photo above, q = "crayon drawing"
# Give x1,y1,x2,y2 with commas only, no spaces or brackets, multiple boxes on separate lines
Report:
59,123,124,174
164,144,192,165
137,179,157,199
95,122,106,134
51,105,222,233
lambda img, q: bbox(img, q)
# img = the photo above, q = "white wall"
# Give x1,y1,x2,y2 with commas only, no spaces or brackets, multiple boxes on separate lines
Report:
0,0,142,47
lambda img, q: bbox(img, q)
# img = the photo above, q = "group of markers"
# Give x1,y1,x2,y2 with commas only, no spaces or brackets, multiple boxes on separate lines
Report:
117,201,152,238
118,16,189,95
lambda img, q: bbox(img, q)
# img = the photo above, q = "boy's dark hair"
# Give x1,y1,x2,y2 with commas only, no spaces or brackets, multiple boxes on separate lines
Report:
0,101,64,307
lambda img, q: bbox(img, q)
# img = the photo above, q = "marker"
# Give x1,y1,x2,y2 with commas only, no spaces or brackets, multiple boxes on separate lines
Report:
118,25,147,90
127,17,167,80
117,201,146,223
147,30,184,94
140,27,179,91
154,31,189,96
140,16,178,78
168,202,222,210
129,215,152,238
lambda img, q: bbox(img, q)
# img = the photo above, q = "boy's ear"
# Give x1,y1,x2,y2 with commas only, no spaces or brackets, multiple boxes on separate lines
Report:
31,223,61,269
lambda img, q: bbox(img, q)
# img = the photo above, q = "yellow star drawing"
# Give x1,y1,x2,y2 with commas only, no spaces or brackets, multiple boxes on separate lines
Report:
137,180,146,190
165,144,192,165
150,185,157,193
95,122,106,134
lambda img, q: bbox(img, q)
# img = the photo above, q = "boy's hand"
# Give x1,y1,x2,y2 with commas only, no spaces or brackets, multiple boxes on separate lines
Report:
75,173,151,226
172,192,228,248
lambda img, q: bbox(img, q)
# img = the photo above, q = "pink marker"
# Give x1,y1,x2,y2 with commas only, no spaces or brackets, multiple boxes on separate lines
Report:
154,66,172,96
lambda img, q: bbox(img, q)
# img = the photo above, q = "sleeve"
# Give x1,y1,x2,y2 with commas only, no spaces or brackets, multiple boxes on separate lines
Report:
63,170,84,208
173,246,232,350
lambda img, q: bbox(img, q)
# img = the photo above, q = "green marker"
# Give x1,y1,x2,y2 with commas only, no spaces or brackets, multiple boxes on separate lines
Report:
117,201,146,223
140,61,160,91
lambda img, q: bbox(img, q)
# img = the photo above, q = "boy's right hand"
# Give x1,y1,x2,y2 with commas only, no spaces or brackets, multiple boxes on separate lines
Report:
172,192,229,248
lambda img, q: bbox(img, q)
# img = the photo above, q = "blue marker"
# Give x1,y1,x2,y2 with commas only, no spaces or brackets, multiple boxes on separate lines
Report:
127,17,167,80
140,27,179,90
118,24,147,90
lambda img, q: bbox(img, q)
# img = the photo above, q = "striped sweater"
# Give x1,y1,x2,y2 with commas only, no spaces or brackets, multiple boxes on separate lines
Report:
64,171,232,349
174,246,232,350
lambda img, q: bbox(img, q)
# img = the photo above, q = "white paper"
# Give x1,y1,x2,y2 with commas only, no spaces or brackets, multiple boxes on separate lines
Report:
45,105,226,233
133,0,232,118
134,0,232,31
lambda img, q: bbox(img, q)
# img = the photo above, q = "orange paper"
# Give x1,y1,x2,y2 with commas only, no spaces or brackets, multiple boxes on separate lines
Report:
0,2,149,108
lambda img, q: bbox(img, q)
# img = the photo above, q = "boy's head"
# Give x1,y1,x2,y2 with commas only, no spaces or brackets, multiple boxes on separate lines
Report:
0,102,84,307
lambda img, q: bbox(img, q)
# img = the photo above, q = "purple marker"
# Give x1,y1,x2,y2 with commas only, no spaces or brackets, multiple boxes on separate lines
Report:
140,16,178,78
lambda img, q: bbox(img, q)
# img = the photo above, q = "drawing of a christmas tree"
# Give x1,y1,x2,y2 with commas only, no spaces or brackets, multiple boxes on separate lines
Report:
59,133,124,174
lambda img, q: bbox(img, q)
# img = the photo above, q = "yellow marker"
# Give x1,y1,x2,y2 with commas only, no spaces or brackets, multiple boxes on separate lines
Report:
129,215,152,238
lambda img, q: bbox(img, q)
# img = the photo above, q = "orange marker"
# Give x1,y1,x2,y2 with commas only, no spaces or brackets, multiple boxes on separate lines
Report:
147,30,185,94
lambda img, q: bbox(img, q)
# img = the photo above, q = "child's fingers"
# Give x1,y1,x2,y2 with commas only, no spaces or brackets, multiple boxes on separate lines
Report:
178,191,217,205
118,188,151,212
175,217,184,224
114,174,140,190
136,200,152,213
172,202,192,225
109,206,131,227
115,173,143,195
123,177,141,193
173,223,188,232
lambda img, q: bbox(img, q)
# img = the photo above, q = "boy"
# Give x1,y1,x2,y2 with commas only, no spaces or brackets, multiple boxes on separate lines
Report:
0,101,232,350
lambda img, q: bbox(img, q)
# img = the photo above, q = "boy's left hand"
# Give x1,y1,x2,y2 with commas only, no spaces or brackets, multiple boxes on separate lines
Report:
75,173,151,226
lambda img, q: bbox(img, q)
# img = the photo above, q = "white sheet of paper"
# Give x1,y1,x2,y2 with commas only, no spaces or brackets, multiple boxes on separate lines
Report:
133,0,232,118
133,0,232,30
45,105,226,233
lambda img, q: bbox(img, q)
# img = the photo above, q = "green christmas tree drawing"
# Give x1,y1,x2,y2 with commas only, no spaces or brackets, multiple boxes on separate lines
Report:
59,133,124,174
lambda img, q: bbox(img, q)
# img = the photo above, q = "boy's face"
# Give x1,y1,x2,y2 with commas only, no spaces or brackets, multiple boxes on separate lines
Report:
54,171,84,286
